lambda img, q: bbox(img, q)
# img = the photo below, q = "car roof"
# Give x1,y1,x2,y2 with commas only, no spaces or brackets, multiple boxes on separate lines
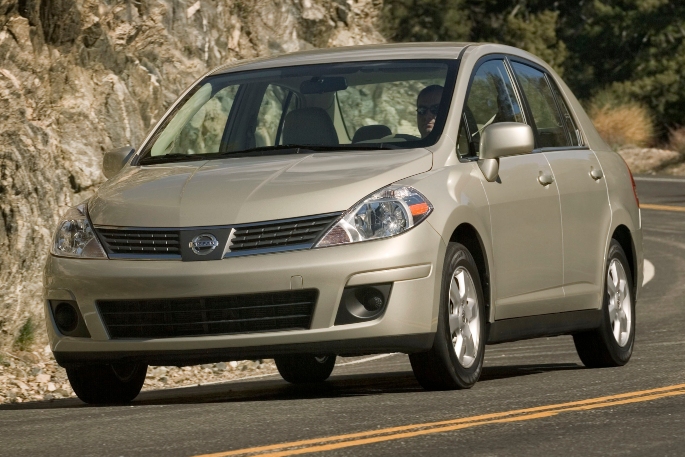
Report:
210,42,474,75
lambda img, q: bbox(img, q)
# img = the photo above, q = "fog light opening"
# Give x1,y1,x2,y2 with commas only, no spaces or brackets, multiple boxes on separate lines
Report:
54,302,79,333
335,283,392,325
360,287,385,312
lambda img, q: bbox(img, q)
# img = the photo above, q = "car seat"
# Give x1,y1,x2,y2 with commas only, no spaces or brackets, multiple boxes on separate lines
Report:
282,107,339,146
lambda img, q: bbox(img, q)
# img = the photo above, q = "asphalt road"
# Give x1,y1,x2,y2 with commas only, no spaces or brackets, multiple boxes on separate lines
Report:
2,175,685,457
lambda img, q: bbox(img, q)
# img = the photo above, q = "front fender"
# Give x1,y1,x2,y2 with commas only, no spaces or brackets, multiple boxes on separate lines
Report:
400,162,494,321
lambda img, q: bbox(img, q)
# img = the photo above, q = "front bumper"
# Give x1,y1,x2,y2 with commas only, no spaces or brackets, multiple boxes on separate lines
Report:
44,221,445,367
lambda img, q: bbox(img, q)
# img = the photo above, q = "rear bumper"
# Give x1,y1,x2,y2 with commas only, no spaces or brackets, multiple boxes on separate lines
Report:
44,221,446,367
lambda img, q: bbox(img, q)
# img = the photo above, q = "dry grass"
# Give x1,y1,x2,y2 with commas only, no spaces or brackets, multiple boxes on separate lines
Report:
590,103,654,148
667,126,685,156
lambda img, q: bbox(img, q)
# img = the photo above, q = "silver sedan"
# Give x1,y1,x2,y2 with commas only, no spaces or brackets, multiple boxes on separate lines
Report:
44,42,642,404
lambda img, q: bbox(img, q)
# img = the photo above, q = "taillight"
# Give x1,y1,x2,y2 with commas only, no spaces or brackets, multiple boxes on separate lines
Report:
619,155,639,206
627,166,639,206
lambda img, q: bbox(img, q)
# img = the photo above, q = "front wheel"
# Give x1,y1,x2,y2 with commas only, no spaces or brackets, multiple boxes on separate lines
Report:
67,363,148,404
410,242,486,390
275,354,336,384
573,239,635,367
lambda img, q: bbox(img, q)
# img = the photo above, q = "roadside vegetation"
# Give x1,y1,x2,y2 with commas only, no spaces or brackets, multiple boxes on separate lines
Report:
13,317,36,352
381,0,685,151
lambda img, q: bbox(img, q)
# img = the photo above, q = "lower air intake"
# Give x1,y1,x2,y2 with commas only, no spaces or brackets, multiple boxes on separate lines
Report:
97,290,318,339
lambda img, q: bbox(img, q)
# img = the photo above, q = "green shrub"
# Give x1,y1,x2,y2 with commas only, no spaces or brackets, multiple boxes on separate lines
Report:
14,317,36,352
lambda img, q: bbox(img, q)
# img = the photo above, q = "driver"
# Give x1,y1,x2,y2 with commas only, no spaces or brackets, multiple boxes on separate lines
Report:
416,85,443,138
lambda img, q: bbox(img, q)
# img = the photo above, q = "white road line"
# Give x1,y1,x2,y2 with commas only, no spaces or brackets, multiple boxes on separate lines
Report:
634,176,685,183
190,354,401,387
335,353,399,367
644,259,655,286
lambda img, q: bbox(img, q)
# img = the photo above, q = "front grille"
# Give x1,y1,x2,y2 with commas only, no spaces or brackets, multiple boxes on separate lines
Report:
97,228,181,257
98,290,318,339
229,213,339,252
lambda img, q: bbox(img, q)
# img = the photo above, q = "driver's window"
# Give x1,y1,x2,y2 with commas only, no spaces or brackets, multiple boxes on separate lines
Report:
457,59,523,159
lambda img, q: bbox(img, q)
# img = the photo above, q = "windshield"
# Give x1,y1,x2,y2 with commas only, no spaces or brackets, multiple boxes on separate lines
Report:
138,60,458,164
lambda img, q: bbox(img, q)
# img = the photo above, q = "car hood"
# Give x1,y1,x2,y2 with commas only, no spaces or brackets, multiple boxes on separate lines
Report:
89,149,433,227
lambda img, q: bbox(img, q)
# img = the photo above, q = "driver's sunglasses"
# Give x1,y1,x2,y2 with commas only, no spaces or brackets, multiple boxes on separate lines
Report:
416,104,440,116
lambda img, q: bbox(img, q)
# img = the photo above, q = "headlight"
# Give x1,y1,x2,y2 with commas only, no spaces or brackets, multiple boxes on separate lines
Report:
51,203,107,259
316,185,432,247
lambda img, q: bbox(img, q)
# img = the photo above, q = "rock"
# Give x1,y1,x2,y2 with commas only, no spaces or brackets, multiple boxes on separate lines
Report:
47,382,56,392
35,373,51,383
16,352,40,364
43,393,54,401
215,362,227,371
0,0,385,361
150,367,167,377
201,364,213,370
619,147,683,174
12,379,29,390
229,361,238,368
30,367,42,376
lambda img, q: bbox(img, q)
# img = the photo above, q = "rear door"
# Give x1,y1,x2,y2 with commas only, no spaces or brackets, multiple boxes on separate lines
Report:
509,60,611,311
460,58,565,320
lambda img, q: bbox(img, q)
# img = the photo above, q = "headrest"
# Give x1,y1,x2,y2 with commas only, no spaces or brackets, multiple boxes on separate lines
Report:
282,107,339,146
352,125,392,143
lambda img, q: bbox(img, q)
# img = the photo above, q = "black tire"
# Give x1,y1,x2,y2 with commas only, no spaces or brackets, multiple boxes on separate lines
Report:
409,242,486,390
275,354,336,384
574,239,635,368
67,363,148,404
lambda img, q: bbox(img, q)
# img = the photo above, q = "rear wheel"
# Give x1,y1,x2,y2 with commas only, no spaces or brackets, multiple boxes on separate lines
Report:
574,239,635,367
275,354,336,384
410,242,486,390
67,363,148,404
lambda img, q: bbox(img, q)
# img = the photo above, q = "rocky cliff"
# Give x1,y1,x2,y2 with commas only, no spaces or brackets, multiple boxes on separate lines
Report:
0,0,384,353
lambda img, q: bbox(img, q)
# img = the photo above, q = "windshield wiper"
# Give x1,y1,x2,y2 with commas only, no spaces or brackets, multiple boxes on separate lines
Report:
219,143,399,156
138,153,212,165
139,143,398,165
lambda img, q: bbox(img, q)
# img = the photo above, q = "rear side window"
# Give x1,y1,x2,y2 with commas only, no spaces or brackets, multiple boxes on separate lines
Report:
511,62,569,149
459,59,523,158
548,79,582,146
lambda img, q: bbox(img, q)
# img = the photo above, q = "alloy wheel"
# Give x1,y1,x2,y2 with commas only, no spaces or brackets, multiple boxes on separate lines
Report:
448,266,480,368
607,258,632,347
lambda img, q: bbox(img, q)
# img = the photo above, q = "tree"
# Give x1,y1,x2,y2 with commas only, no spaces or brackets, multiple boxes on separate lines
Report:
381,0,685,134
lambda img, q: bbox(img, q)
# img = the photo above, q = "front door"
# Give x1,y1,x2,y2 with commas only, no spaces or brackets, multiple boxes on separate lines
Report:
483,154,565,319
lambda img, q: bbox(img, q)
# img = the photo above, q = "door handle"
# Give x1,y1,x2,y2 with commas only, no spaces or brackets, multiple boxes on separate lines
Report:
538,172,555,186
590,168,603,180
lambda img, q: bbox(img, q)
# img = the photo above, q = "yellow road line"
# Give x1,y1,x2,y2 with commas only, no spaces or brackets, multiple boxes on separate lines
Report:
640,203,685,212
195,383,685,457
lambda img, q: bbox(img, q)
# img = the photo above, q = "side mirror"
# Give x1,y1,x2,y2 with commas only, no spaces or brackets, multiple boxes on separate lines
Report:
103,146,135,179
478,123,534,182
